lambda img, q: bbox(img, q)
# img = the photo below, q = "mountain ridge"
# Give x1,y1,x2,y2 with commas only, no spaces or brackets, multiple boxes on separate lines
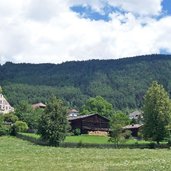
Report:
1,54,171,110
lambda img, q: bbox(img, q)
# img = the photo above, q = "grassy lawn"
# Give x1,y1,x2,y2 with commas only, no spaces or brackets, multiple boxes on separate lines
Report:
21,133,152,144
0,136,171,171
65,134,110,144
21,133,111,144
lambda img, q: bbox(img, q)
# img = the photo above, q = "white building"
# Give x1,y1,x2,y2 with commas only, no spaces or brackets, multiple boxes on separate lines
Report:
0,94,14,114
67,109,79,117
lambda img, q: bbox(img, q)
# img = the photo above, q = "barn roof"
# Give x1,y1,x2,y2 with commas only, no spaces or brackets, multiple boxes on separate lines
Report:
32,102,46,109
68,113,109,121
123,124,143,129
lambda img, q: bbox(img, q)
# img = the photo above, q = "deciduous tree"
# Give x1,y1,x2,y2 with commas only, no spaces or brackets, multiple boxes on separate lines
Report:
109,112,130,146
143,81,171,144
38,97,69,146
80,96,114,118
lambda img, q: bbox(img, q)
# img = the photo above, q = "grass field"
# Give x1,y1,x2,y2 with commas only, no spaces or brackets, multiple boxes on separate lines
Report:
21,133,152,144
0,136,171,171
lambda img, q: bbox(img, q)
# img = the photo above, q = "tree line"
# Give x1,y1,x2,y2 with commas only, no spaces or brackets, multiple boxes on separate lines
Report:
1,81,171,146
1,54,171,110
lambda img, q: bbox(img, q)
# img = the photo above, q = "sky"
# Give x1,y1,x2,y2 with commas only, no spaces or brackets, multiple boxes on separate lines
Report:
0,0,171,64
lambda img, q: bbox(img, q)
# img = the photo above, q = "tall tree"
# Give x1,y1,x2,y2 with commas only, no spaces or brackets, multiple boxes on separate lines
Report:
143,81,171,144
38,97,69,146
80,96,114,118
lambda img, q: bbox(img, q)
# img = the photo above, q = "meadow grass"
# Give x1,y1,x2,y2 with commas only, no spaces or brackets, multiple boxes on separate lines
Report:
0,136,171,171
21,133,152,144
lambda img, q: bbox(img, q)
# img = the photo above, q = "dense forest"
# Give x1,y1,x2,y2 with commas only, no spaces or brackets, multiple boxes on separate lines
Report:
1,54,171,110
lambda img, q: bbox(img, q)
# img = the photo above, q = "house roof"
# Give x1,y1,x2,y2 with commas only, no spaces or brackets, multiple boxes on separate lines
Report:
129,110,142,119
68,113,109,121
68,109,79,113
32,102,46,109
123,124,143,129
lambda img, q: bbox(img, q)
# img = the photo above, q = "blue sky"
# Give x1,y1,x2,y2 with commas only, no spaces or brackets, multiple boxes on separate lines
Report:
70,5,125,21
162,0,171,15
71,0,171,21
0,0,171,64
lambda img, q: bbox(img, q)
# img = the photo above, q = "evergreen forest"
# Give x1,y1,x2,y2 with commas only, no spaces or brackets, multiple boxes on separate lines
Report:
1,54,171,111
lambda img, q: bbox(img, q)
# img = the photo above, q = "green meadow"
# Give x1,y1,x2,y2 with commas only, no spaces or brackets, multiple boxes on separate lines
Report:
21,133,152,144
0,136,171,171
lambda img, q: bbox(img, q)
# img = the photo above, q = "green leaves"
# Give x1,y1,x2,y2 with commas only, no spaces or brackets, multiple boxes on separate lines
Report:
80,96,114,118
143,81,171,143
109,112,130,145
38,97,69,146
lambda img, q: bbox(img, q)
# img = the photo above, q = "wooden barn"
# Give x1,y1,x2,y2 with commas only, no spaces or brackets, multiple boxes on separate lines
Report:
123,124,143,137
68,114,110,134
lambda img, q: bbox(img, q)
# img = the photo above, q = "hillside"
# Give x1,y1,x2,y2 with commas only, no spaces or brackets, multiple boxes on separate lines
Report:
1,54,171,110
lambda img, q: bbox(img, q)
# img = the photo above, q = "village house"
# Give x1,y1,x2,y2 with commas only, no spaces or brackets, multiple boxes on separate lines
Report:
32,102,46,109
123,124,143,137
129,110,143,120
67,109,79,117
68,113,110,134
0,94,14,114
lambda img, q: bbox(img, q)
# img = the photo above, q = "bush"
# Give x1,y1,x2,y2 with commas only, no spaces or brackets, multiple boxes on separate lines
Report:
0,126,10,136
15,121,28,132
77,140,83,147
73,128,81,136
3,113,18,124
122,130,132,139
148,142,156,149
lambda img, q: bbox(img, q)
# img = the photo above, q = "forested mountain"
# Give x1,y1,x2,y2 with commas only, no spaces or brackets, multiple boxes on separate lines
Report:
0,54,171,110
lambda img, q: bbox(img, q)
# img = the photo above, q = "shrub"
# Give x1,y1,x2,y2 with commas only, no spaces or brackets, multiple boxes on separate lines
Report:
15,121,28,132
73,128,81,136
3,113,18,124
0,126,10,136
122,130,132,139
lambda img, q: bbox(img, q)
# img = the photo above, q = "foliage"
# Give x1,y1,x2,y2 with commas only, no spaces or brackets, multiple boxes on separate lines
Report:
14,121,28,132
73,128,81,136
38,97,69,146
15,101,42,129
109,112,130,146
143,81,171,144
1,54,171,110
80,96,114,118
0,126,10,136
3,113,18,123
0,115,10,136
122,130,132,139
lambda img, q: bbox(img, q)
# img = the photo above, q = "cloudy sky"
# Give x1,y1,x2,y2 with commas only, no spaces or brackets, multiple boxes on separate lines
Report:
0,0,171,64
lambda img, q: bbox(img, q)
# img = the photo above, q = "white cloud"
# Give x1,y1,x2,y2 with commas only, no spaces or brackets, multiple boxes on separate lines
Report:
69,0,163,16
0,0,170,64
108,0,163,16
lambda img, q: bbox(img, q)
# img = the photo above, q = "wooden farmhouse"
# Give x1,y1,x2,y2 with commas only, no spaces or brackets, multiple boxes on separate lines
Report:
123,124,143,137
68,114,110,134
